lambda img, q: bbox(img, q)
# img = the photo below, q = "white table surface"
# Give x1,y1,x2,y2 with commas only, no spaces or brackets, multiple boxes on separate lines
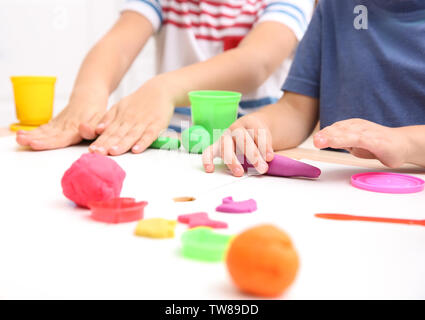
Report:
0,136,424,299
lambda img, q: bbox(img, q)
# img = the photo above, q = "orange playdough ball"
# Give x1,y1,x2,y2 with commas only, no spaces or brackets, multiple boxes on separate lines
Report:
226,225,299,298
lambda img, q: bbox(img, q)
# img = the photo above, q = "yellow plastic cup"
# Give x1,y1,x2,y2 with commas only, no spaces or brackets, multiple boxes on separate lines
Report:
10,76,56,131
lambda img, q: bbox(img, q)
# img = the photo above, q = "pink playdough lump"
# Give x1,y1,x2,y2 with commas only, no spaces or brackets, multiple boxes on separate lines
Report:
61,153,126,208
216,197,257,214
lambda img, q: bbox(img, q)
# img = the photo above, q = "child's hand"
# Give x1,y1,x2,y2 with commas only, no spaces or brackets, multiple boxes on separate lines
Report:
314,119,409,168
87,80,174,156
16,94,108,150
202,114,275,177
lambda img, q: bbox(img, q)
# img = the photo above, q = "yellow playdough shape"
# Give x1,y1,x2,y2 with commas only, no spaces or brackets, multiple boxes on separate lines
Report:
135,218,177,239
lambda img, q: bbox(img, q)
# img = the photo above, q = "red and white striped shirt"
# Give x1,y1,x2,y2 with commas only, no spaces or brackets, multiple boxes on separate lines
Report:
122,0,314,129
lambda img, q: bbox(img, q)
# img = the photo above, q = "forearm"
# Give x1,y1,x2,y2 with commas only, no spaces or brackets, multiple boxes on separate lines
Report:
159,49,273,106
400,125,425,167
155,22,297,106
70,12,153,104
256,93,319,151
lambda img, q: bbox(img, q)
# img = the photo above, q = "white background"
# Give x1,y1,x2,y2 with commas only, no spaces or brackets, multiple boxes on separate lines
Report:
0,0,156,127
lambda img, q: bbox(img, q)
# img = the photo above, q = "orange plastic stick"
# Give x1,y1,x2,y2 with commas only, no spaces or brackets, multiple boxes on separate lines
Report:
315,213,425,227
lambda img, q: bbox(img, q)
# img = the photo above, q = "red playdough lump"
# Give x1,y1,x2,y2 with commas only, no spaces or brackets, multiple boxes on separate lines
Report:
61,153,126,208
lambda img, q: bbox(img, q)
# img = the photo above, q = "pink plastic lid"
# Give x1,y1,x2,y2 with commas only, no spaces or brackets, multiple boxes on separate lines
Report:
351,172,425,194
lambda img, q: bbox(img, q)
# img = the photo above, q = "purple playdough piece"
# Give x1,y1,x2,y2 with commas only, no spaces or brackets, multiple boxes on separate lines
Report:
216,197,257,214
242,154,321,178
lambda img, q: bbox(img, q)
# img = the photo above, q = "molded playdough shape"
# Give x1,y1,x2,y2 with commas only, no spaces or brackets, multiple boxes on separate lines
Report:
216,197,257,214
242,154,321,178
150,136,181,150
181,125,211,154
178,212,228,229
226,225,299,298
181,227,233,262
89,198,148,224
135,218,177,239
61,153,126,208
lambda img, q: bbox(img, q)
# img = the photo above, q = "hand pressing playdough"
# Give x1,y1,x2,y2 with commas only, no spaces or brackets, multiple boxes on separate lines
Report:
242,154,321,178
61,153,126,208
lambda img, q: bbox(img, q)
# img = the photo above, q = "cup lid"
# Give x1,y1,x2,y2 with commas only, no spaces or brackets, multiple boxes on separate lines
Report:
351,172,425,194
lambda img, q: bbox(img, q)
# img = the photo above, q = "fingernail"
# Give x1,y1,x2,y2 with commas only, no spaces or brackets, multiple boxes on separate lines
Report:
266,152,274,160
17,130,26,135
97,147,105,153
205,164,213,172
110,146,119,152
89,145,97,152
97,123,105,129
318,137,327,144
258,162,268,174
234,167,244,176
132,145,140,152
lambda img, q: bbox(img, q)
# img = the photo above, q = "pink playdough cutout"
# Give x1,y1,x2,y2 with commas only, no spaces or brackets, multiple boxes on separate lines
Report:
61,153,126,208
178,212,228,229
89,198,148,224
216,197,257,214
242,154,321,178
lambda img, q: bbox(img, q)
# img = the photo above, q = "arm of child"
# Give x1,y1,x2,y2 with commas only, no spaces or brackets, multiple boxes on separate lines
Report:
88,21,300,156
202,91,319,176
16,11,153,150
314,120,425,168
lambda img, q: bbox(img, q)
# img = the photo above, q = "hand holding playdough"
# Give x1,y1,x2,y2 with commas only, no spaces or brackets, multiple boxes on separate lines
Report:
203,113,274,177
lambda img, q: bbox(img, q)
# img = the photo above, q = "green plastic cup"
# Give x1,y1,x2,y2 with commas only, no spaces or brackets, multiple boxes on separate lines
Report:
189,90,242,144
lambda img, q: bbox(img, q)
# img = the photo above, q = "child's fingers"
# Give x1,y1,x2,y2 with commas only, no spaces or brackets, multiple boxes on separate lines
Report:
132,125,161,154
315,126,378,154
104,123,135,155
233,128,268,174
16,132,33,146
16,124,54,146
242,118,274,162
202,143,217,173
89,122,129,155
220,133,244,177
95,105,118,135
17,125,75,149
109,125,147,156
28,131,81,151
79,113,103,140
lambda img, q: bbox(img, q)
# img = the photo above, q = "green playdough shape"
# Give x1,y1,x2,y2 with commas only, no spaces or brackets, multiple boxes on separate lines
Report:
150,136,181,150
181,227,233,262
181,125,211,154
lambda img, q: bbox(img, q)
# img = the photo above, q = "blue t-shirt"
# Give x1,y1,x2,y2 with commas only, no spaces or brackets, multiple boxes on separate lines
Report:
282,0,425,129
